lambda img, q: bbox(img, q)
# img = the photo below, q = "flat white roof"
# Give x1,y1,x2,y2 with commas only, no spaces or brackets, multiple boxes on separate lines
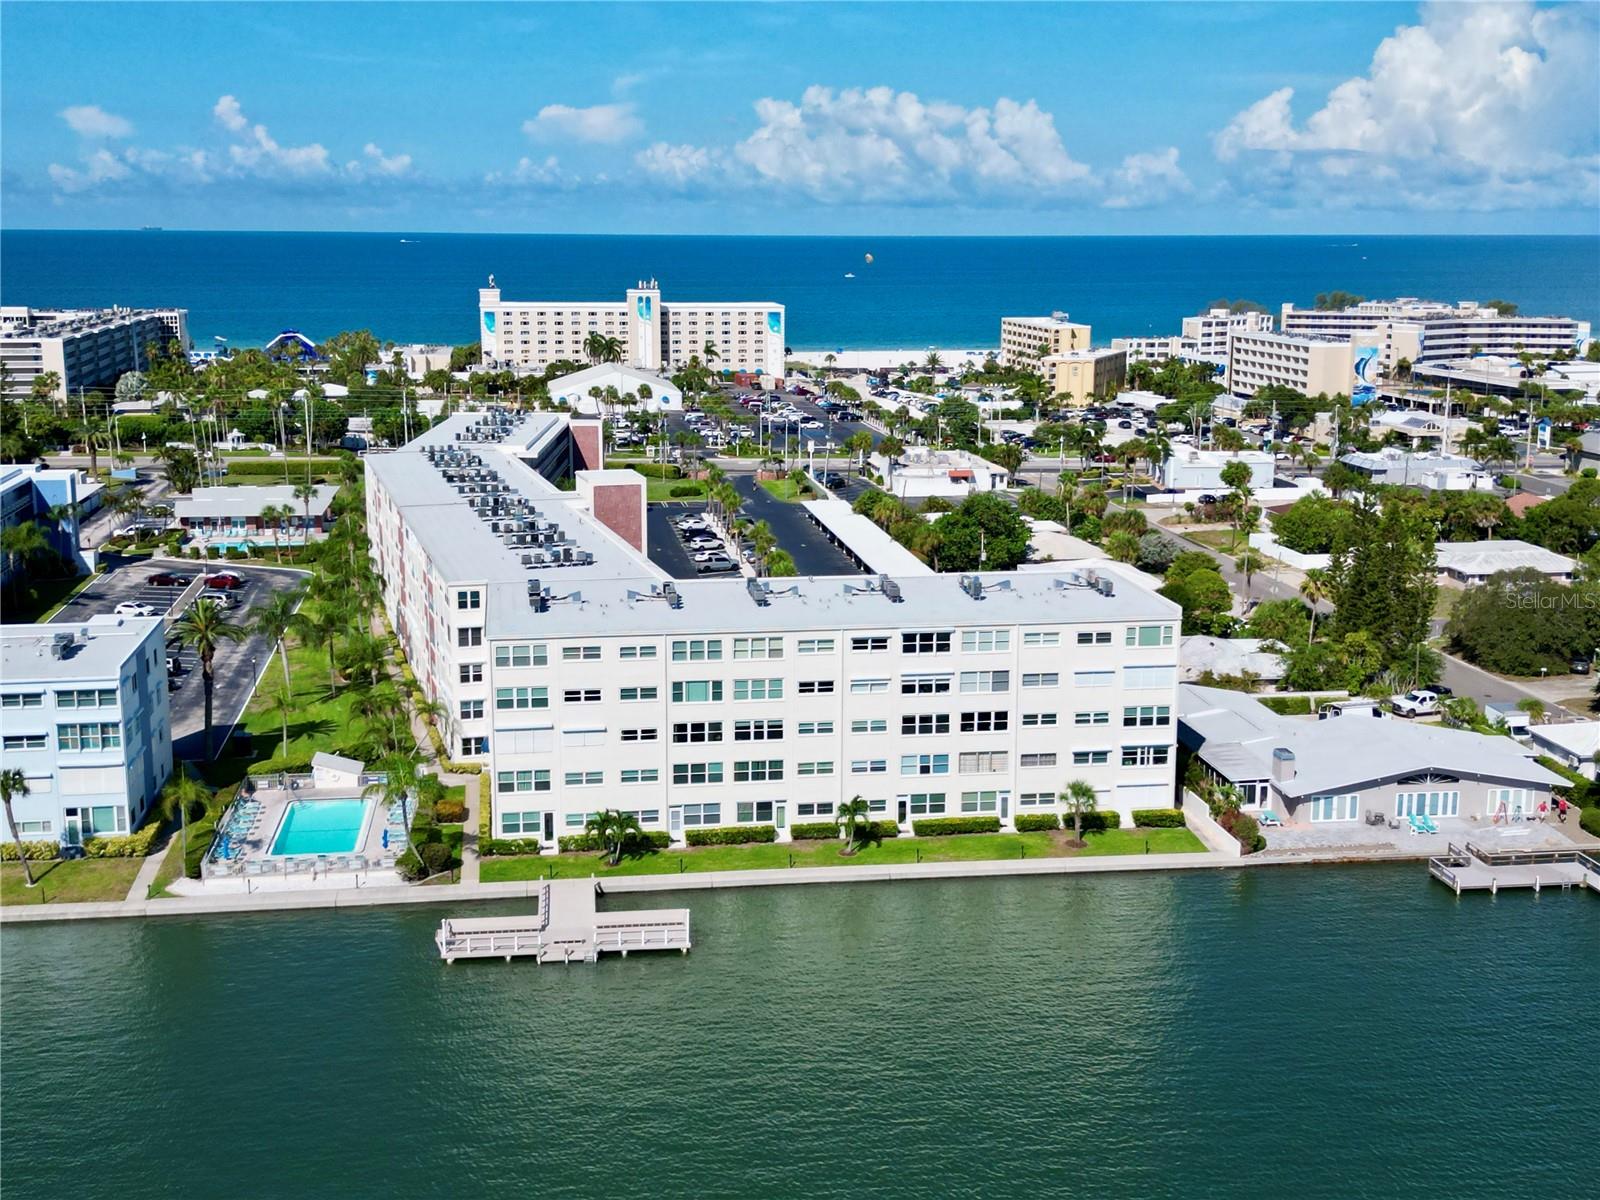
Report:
175,484,338,518
1435,539,1574,576
1,615,161,682
801,500,934,577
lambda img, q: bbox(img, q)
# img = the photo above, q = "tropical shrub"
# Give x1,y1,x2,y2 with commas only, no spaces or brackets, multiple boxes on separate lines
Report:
419,842,455,876
82,824,163,857
1581,806,1600,838
1,840,61,861
668,484,702,497
434,799,467,823
865,820,900,840
1014,813,1061,832
482,837,543,856
1066,810,1123,834
911,816,1002,836
684,825,776,846
558,831,670,853
1131,808,1187,828
789,822,840,840
396,849,425,881
1219,809,1266,853
222,458,343,477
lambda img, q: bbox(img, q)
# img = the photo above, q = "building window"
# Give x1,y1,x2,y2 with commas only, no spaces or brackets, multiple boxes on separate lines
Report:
457,626,483,647
797,761,835,777
1072,749,1109,765
733,759,783,783
902,631,953,655
1123,705,1171,727
961,791,1003,813
796,801,836,817
2,734,47,751
619,686,659,702
500,810,542,835
736,800,776,823
620,727,659,743
672,762,724,786
959,710,1008,732
563,688,601,704
798,638,835,655
56,722,121,752
461,736,489,756
961,629,1011,653
1023,631,1060,647
678,802,721,826
1076,630,1112,645
733,636,784,660
497,770,551,794
671,680,723,703
1074,671,1114,688
456,589,480,610
851,635,889,652
459,699,484,721
672,721,723,744
1394,791,1460,820
1021,672,1060,689
850,759,888,775
797,721,834,735
900,753,950,776
1120,744,1171,767
1124,665,1177,690
562,645,601,661
458,663,483,684
565,771,604,787
1018,792,1056,808
849,678,888,694
900,673,953,695
496,686,548,710
798,680,835,694
55,688,118,709
1071,711,1107,726
905,792,946,815
733,678,783,701
619,644,658,660
958,751,1007,774
494,643,547,668
958,670,1010,694
671,638,723,662
850,718,887,734
734,719,783,742
902,713,950,736
1126,624,1175,647
1020,752,1057,768
1,692,45,708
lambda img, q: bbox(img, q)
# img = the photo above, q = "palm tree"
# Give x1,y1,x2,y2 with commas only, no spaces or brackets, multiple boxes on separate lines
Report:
702,340,720,366
1060,779,1098,846
836,794,871,854
1234,550,1266,597
823,352,837,375
362,752,429,874
1,769,37,888
252,586,304,697
266,686,295,760
584,809,644,865
1299,569,1329,644
1,520,51,601
923,351,944,374
292,482,319,542
765,549,798,577
259,503,286,562
157,769,212,876
173,598,246,759
1105,530,1141,564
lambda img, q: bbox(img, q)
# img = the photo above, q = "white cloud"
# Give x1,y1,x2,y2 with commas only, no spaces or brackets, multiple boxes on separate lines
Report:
1213,2,1600,209
217,97,330,176
59,105,133,139
361,143,412,176
524,103,642,144
1103,147,1192,209
212,94,248,133
634,142,720,188
482,155,579,190
47,150,132,193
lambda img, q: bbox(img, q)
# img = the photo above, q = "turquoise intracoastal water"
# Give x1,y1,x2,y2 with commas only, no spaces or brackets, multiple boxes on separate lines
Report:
2,865,1594,1198
2,231,1595,352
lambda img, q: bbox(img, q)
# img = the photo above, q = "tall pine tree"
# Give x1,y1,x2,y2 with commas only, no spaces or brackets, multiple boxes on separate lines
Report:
1326,498,1437,670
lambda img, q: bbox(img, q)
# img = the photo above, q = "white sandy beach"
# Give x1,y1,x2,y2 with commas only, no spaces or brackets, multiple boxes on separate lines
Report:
789,347,998,371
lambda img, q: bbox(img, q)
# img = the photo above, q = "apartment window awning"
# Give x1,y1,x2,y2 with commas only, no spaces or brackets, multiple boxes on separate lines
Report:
948,469,974,480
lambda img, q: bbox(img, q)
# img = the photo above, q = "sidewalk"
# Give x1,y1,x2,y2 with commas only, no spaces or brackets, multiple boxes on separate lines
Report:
123,846,170,905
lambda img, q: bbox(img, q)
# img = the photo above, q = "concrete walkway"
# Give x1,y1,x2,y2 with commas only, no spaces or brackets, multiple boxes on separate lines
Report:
123,847,170,905
456,773,481,885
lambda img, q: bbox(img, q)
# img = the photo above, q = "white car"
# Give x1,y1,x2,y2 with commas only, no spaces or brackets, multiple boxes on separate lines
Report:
1389,689,1441,718
684,537,722,551
113,602,157,617
690,549,728,562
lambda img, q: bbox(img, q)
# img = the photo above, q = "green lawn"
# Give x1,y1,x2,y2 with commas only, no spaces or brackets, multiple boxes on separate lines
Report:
647,478,707,501
236,636,400,771
480,825,1204,881
2,859,141,906
146,811,216,898
1185,529,1245,552
759,478,816,502
5,571,99,624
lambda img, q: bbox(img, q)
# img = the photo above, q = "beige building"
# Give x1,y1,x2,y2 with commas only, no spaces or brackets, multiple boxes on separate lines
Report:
1280,299,1589,366
1224,330,1357,404
1043,347,1127,406
1000,313,1092,372
479,279,785,379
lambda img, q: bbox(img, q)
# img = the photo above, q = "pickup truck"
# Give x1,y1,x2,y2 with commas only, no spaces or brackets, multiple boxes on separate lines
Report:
1389,689,1441,718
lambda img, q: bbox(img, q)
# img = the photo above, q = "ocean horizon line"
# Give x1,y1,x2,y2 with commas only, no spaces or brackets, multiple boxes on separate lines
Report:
4,227,1596,241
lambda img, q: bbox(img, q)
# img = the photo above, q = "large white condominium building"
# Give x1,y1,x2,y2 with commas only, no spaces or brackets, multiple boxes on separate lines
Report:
1224,330,1360,404
478,279,785,379
367,409,1180,846
0,615,173,848
1280,299,1589,366
1181,308,1275,363
0,305,189,402
1110,335,1183,365
1000,313,1092,372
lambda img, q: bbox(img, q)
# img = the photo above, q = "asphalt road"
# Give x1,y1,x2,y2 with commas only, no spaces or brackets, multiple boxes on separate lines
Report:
731,474,857,576
52,558,310,761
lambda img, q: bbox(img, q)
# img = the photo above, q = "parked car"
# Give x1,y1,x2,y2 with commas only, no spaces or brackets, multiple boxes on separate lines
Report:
166,654,184,675
684,537,722,551
817,472,847,488
1389,689,1441,718
203,572,245,589
695,557,738,574
1571,658,1592,675
197,589,237,609
113,601,157,617
690,550,730,562
148,572,192,587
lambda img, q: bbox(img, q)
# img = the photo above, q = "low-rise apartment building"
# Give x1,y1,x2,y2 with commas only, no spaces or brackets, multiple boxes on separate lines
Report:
1000,313,1092,373
366,409,1181,845
1224,330,1359,404
0,615,173,846
1042,347,1127,406
479,279,785,379
1,305,189,401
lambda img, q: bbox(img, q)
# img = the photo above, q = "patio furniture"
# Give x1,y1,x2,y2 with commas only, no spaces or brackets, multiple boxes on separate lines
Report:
1365,810,1387,826
1419,813,1441,835
1257,810,1283,828
1407,813,1426,835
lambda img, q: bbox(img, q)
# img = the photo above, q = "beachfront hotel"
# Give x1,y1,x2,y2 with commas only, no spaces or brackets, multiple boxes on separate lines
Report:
478,279,786,379
366,410,1180,845
0,615,174,847
1223,329,1359,404
1279,299,1590,367
0,304,189,402
999,313,1092,373
1113,308,1275,369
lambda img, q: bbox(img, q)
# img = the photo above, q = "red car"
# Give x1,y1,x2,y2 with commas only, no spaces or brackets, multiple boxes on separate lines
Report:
148,572,192,587
203,572,245,590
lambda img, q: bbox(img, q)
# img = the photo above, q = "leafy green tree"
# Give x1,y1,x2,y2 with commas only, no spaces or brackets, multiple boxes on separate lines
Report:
1270,494,1354,554
1325,499,1437,670
1445,569,1600,675
1105,530,1141,564
1159,566,1233,634
1136,532,1180,573
931,493,1030,571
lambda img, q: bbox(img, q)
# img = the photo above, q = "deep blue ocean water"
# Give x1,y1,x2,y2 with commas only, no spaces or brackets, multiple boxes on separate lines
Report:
2,230,1595,352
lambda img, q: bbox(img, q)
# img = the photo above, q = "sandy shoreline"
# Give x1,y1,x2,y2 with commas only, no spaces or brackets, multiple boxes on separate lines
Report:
788,347,997,370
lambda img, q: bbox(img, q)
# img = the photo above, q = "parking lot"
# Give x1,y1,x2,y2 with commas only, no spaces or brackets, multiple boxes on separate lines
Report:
53,558,311,760
644,502,747,580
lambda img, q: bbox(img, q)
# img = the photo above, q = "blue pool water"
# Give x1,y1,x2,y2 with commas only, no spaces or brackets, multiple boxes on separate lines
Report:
269,800,370,857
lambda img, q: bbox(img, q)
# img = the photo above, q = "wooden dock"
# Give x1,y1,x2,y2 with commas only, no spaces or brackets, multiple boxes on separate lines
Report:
1428,842,1600,896
435,880,691,964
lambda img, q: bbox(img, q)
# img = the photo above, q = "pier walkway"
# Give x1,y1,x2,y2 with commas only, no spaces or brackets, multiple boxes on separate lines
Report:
1428,842,1600,896
434,880,691,964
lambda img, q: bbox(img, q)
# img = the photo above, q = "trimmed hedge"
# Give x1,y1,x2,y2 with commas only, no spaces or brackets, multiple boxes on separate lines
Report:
82,823,163,858
481,837,542,857
1582,806,1600,838
558,830,672,853
1131,808,1186,828
789,822,840,841
789,819,900,841
610,462,680,479
1014,813,1061,832
911,816,1001,837
222,458,344,477
434,799,467,823
419,842,456,876
685,824,777,846
1,840,62,862
668,484,704,497
1061,810,1122,834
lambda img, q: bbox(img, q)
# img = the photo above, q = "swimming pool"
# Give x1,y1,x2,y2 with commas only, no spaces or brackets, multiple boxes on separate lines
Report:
270,799,372,856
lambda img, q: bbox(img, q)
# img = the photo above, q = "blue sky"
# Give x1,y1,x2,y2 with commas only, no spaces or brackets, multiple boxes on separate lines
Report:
3,1,1596,234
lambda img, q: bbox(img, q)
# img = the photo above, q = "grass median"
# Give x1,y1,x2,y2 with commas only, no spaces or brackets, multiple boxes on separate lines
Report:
480,825,1205,882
